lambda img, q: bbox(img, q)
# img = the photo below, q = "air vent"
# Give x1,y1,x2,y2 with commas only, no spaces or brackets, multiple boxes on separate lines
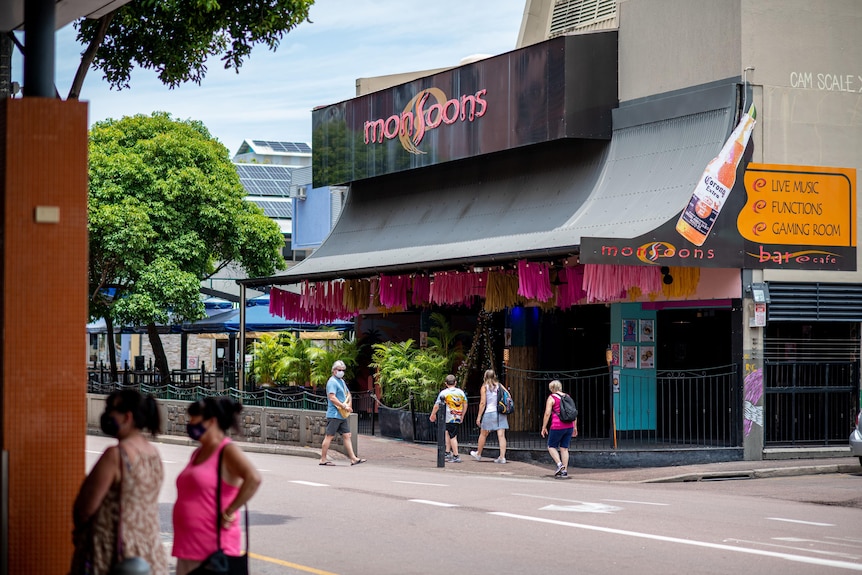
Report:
767,282,862,322
550,0,617,37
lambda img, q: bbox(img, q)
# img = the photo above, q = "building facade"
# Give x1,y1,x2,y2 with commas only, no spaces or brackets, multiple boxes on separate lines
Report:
243,0,861,461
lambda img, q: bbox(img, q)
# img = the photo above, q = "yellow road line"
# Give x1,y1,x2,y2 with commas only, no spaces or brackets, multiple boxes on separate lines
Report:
248,551,340,575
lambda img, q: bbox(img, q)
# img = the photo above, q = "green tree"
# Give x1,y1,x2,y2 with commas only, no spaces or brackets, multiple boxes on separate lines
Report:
88,112,286,383
68,0,315,99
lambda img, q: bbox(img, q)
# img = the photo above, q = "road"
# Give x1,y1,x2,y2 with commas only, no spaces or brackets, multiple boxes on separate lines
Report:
85,436,862,574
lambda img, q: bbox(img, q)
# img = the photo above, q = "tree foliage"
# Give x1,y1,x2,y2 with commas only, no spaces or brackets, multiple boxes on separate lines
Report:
88,112,286,380
69,0,315,98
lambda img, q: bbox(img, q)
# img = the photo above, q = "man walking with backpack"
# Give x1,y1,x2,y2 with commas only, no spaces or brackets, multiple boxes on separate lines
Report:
540,380,578,477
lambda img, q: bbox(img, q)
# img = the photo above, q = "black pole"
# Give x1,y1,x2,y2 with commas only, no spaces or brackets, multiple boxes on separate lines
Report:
23,0,55,98
436,398,446,468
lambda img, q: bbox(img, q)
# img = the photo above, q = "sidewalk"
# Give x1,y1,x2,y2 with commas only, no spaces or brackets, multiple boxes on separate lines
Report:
151,433,861,483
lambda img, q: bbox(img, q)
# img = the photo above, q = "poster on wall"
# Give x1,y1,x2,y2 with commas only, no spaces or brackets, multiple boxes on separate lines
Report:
639,347,655,369
639,319,654,342
613,368,620,393
611,343,620,367
623,320,637,342
622,345,637,368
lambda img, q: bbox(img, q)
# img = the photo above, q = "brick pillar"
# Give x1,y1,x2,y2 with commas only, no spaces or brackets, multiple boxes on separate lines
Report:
0,97,89,574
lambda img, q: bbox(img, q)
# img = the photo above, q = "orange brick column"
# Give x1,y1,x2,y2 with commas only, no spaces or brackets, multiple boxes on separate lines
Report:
1,97,88,574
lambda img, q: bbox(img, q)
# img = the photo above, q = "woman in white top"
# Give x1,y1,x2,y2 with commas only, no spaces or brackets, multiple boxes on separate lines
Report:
470,369,509,463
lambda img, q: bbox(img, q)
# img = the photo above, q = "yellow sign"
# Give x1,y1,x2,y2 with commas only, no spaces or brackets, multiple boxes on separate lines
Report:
739,164,856,247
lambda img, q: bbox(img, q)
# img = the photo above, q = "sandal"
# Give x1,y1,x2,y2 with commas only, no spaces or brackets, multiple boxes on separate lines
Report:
351,458,367,466
319,461,336,466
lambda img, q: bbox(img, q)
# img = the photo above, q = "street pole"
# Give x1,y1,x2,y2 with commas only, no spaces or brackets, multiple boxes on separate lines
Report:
436,398,446,468
606,346,616,450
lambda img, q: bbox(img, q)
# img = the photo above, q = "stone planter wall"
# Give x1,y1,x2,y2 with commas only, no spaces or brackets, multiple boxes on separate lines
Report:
85,393,357,455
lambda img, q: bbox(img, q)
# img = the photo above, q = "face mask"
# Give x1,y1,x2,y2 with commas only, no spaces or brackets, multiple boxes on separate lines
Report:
186,422,207,441
335,370,345,379
100,412,120,437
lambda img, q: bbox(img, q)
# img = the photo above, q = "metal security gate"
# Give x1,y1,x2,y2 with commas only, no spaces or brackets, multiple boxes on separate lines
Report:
763,283,862,446
764,360,857,446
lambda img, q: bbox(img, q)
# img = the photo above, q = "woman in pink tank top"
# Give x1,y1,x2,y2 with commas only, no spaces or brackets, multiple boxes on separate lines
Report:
172,397,262,575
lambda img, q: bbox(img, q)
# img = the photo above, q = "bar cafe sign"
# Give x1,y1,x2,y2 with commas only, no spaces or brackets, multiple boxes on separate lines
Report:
739,164,856,270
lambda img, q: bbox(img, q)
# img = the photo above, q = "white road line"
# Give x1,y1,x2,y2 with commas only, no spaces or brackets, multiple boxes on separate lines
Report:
774,537,859,549
409,499,459,507
767,517,834,527
602,498,669,506
491,512,862,572
393,480,448,487
725,538,861,560
290,480,329,487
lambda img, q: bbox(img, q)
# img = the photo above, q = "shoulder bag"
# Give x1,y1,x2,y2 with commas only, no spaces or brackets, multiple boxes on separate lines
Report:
188,445,250,575
336,380,352,418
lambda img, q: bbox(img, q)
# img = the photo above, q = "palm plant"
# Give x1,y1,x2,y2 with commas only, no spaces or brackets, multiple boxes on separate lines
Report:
250,333,285,387
370,339,448,408
309,335,362,388
273,332,313,386
426,312,467,372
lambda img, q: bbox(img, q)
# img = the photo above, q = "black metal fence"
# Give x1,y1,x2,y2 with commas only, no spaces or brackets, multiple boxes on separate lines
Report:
88,362,742,450
764,361,858,446
88,362,227,389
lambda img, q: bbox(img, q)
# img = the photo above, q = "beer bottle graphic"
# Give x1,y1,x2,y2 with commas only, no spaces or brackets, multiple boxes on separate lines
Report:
676,105,757,246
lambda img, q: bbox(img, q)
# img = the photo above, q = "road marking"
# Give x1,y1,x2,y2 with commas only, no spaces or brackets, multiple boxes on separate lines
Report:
248,551,339,575
514,493,623,512
393,480,448,486
725,538,861,560
540,502,622,514
768,517,834,527
491,512,862,571
409,499,459,507
290,480,329,487
602,498,668,506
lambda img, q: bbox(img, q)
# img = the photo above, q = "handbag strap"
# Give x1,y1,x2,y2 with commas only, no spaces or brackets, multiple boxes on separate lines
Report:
115,446,127,563
215,443,250,553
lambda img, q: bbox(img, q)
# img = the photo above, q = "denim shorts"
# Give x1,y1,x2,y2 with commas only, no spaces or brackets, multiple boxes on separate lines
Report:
480,411,509,431
547,427,573,450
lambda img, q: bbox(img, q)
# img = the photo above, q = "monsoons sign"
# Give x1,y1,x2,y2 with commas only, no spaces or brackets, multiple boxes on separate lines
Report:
364,88,488,154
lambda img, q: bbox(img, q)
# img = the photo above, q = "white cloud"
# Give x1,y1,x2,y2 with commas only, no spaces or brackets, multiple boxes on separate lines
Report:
12,0,524,155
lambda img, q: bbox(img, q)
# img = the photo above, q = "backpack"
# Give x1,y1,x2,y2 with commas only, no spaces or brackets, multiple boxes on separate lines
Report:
555,393,578,423
497,385,515,415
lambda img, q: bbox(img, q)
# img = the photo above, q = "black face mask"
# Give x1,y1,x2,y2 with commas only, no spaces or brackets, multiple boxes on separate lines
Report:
186,422,207,441
100,412,120,437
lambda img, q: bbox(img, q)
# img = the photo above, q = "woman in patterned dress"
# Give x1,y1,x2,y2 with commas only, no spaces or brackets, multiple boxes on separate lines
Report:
70,389,168,575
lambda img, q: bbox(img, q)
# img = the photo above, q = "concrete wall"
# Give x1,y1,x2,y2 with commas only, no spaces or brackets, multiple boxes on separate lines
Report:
744,0,862,283
618,0,742,102
85,394,358,455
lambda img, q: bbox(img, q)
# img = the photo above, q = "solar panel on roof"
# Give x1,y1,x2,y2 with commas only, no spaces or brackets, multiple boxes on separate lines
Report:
248,141,310,154
235,163,293,197
250,199,293,219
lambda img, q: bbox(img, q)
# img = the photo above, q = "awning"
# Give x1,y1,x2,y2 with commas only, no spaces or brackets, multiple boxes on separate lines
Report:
243,82,739,288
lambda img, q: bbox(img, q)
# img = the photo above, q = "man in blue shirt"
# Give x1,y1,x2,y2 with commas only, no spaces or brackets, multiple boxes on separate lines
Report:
319,360,366,466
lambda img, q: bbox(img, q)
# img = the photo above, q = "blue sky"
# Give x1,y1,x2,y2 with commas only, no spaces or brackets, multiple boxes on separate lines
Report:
14,0,525,156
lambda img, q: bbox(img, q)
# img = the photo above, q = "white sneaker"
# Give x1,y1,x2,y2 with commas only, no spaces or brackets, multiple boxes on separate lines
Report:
494,457,507,464
470,450,481,461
